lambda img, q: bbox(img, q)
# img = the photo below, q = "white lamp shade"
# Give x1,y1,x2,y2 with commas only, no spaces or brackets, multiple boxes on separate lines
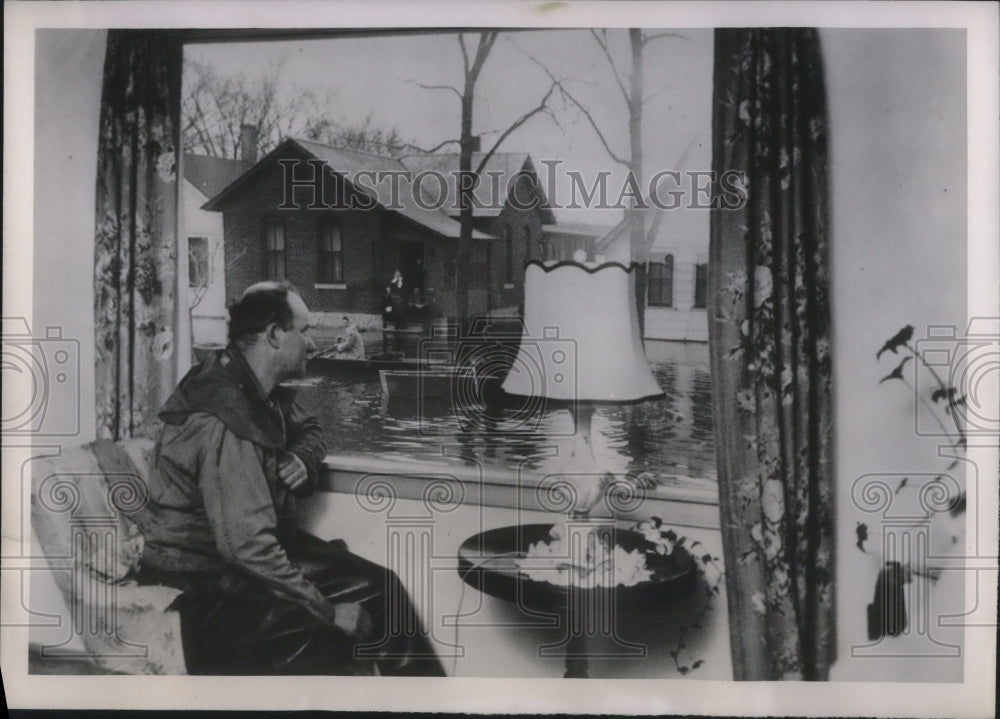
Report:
501,260,664,403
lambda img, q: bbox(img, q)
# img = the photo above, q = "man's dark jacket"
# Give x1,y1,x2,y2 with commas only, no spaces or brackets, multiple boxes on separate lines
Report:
135,347,333,622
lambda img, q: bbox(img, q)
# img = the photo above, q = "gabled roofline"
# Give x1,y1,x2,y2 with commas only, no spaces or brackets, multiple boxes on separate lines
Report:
434,154,557,225
519,155,557,225
201,137,305,212
201,137,493,240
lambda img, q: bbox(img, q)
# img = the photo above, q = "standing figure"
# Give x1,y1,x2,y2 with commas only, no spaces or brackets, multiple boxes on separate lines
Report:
386,269,407,330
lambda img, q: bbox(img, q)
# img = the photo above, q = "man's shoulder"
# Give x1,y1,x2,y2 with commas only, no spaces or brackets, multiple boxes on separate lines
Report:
161,358,288,450
159,410,227,447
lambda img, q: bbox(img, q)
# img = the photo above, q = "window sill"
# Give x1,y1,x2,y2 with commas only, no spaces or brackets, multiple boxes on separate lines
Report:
503,283,515,290
314,283,347,290
646,306,709,312
319,454,720,530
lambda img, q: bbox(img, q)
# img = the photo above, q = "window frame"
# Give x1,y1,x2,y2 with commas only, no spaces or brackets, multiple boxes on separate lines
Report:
188,236,210,289
317,217,344,284
647,254,675,308
262,216,286,280
694,262,709,309
171,29,718,517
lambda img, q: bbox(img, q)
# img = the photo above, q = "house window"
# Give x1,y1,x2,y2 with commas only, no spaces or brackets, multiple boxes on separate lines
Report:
503,225,513,283
318,220,343,283
188,236,209,288
647,255,674,307
471,241,490,287
694,262,708,309
263,218,286,279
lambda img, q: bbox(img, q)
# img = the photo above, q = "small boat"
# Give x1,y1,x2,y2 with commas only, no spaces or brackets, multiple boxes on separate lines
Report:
379,364,509,405
306,352,452,375
379,368,469,403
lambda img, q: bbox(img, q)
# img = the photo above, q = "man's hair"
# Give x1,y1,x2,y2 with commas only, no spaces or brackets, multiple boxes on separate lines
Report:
227,281,298,344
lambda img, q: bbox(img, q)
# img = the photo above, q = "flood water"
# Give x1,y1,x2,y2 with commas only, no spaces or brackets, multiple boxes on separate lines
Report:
295,341,716,482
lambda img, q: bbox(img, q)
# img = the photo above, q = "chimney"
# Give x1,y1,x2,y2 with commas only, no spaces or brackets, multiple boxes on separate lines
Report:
239,124,259,163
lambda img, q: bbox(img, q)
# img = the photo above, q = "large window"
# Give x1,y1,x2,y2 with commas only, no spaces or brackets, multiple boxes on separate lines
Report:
188,236,209,288
694,262,708,309
647,255,674,307
263,218,286,279
318,219,344,283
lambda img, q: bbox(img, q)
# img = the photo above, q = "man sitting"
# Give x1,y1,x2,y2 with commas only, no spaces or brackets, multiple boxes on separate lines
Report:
134,281,444,676
330,316,366,360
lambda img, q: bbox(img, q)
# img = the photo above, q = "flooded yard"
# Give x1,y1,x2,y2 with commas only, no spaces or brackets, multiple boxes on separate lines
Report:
296,338,716,482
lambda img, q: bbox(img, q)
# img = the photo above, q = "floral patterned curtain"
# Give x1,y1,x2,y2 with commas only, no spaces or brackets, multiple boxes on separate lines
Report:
709,28,835,680
94,31,183,439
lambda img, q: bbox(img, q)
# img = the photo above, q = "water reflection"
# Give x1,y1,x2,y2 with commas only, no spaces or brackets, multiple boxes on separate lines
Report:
298,341,716,481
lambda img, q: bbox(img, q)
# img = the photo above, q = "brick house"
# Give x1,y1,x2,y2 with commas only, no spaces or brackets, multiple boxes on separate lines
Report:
396,151,555,316
203,138,554,327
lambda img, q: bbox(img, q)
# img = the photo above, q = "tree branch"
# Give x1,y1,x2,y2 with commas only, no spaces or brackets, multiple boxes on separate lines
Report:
469,31,499,82
475,80,557,176
561,83,630,168
411,81,464,101
401,138,462,155
589,29,631,108
643,88,668,106
516,41,630,168
457,33,471,74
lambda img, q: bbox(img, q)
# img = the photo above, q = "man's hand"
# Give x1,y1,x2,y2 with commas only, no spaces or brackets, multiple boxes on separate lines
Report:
278,452,310,492
333,601,373,641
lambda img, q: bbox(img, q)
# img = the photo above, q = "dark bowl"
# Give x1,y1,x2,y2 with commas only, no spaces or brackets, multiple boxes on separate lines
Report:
457,523,697,611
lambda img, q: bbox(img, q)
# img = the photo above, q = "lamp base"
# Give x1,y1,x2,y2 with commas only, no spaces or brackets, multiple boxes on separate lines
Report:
562,404,608,517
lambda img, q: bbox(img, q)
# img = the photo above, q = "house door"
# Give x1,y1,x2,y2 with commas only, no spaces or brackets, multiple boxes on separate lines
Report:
398,240,426,297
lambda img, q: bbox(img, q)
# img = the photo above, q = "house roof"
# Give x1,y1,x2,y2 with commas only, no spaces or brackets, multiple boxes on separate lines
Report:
592,217,633,263
592,209,696,263
397,152,556,224
541,221,616,239
184,153,253,199
202,138,492,240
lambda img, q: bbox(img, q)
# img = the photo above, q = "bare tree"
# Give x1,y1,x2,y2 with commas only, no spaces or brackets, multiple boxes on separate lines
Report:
183,59,409,159
415,32,557,325
523,29,688,332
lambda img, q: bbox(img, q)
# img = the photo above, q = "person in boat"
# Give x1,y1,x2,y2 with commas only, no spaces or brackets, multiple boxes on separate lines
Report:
133,281,444,676
330,316,366,360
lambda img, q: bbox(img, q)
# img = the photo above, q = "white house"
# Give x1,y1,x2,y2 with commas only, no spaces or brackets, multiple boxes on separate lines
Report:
643,204,710,343
182,152,252,345
594,205,710,343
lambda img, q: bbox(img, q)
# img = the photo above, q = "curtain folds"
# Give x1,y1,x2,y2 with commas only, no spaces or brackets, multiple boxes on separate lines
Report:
709,28,836,680
94,30,183,440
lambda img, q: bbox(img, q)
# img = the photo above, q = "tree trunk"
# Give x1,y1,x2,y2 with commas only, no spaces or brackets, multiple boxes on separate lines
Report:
628,29,647,338
455,76,475,332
